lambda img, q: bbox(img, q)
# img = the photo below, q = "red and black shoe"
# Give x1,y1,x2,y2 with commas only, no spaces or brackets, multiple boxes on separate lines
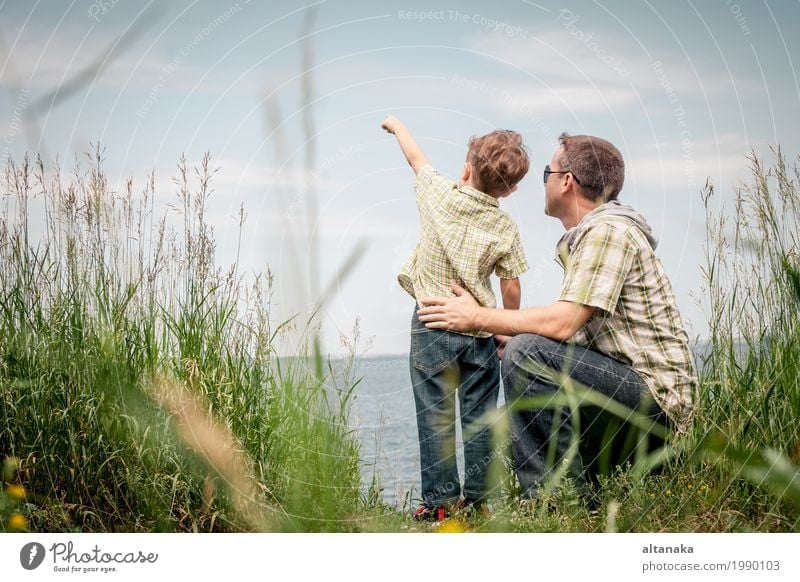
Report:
412,505,447,522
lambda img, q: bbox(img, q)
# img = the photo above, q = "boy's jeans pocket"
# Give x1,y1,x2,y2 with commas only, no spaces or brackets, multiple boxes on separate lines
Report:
410,326,452,375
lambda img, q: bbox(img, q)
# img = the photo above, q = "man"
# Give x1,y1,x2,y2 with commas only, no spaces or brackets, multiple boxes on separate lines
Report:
417,133,697,498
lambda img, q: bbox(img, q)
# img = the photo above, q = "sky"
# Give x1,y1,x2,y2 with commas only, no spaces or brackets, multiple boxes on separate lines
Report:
1,0,799,356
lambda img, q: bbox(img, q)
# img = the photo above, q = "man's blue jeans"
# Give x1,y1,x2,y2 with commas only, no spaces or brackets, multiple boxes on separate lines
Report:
501,333,671,497
410,309,499,507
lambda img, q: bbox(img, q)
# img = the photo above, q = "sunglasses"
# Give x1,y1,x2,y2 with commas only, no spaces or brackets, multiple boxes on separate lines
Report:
543,164,580,185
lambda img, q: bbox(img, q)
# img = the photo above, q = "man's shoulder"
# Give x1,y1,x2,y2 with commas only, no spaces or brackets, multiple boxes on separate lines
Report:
584,212,634,229
580,214,645,245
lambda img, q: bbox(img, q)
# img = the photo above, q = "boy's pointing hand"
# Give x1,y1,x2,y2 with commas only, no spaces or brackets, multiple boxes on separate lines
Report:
381,115,402,134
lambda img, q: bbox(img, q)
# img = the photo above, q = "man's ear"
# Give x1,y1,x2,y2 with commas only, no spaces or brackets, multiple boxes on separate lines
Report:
558,173,573,197
565,172,578,192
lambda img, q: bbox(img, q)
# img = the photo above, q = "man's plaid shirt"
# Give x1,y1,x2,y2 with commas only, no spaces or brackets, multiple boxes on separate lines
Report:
398,165,528,338
557,208,697,428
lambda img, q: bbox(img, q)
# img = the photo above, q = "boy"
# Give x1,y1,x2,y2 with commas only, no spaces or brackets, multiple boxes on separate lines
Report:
381,115,530,519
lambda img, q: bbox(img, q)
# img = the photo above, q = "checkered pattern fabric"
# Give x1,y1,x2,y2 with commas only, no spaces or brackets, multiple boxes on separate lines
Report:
558,214,697,427
398,165,528,338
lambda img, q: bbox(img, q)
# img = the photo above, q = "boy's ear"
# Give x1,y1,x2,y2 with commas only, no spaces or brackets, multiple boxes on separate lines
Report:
461,162,471,182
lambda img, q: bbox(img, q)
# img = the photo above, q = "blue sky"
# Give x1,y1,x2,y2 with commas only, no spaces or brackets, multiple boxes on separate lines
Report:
2,0,799,355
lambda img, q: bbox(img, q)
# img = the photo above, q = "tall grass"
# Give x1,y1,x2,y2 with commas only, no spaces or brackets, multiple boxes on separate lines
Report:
689,148,800,520
0,149,363,532
2,146,799,534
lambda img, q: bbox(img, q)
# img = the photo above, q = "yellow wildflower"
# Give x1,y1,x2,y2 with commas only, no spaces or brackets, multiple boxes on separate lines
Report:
5,484,25,500
8,513,28,531
436,518,468,533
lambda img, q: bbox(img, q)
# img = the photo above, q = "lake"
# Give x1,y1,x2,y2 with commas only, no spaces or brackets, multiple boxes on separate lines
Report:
345,355,421,508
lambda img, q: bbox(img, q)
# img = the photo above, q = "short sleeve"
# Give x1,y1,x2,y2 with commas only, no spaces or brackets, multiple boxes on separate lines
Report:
558,223,636,314
495,224,529,279
414,165,455,204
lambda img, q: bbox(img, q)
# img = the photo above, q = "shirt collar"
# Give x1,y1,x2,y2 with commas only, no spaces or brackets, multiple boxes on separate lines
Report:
458,184,499,207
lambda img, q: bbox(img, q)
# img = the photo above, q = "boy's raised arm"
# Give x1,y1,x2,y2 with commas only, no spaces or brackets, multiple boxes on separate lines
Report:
381,115,430,174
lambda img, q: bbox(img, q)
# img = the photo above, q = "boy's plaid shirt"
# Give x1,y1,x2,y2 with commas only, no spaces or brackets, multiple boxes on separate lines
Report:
557,213,697,428
398,165,528,338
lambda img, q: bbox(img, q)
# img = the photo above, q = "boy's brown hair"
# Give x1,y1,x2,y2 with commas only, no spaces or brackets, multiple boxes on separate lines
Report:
467,130,530,197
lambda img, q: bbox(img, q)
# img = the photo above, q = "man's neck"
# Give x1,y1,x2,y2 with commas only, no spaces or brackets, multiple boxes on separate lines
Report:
560,197,601,230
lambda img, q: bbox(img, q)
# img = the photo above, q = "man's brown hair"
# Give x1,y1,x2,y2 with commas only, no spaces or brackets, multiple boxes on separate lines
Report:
558,132,624,202
467,130,530,197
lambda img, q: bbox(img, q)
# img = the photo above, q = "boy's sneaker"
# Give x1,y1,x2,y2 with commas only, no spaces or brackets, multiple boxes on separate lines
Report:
453,498,491,518
412,505,447,522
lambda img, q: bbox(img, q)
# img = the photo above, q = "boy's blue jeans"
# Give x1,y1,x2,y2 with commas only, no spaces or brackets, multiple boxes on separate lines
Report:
501,333,672,497
409,308,500,507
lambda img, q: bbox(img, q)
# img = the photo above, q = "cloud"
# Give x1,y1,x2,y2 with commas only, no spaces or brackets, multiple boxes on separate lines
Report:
108,157,336,202
211,157,338,192
105,157,411,244
464,24,754,100
449,74,639,114
626,134,757,190
0,13,252,102
506,85,637,112
467,28,644,84
244,207,410,240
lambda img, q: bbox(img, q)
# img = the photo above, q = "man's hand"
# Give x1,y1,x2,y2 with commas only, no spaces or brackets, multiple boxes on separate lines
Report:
381,115,403,135
418,281,481,332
